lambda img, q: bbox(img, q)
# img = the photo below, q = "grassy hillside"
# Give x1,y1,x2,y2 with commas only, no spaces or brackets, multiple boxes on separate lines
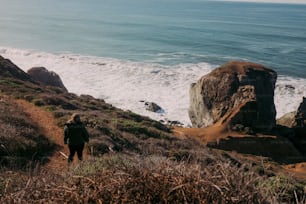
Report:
0,96,56,168
0,56,305,203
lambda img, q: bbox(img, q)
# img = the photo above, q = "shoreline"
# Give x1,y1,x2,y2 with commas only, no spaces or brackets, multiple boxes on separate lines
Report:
1,47,306,127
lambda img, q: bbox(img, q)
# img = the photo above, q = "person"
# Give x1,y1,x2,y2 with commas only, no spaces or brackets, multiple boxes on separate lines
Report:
64,113,89,163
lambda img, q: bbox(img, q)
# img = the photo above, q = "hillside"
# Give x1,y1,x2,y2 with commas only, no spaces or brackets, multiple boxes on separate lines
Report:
0,55,305,203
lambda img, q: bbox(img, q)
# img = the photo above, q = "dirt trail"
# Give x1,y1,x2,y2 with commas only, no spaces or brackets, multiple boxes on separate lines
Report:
173,126,306,181
16,100,87,173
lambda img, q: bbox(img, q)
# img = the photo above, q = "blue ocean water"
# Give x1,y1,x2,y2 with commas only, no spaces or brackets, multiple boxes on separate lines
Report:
1,0,306,125
1,0,306,76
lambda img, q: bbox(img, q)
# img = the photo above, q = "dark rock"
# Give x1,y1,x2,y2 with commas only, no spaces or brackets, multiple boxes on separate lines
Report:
276,97,306,156
277,97,306,128
189,61,277,131
0,55,34,82
167,120,184,127
244,127,255,135
291,98,306,155
295,97,306,128
222,100,259,130
285,84,295,90
144,102,163,113
293,127,306,155
232,124,244,132
27,67,67,91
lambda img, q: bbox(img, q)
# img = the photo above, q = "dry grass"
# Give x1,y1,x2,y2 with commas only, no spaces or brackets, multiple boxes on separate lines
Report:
0,91,304,203
1,154,305,203
0,96,56,168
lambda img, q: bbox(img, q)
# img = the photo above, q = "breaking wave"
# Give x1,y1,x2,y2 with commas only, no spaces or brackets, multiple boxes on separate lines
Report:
1,47,305,126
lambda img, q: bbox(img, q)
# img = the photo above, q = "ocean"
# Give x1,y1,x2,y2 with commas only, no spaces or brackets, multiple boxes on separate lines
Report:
1,0,306,126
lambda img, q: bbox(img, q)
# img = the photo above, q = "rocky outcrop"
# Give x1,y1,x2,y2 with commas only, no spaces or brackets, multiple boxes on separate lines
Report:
290,97,306,155
295,97,306,128
277,97,306,128
277,111,296,128
0,55,34,82
27,67,67,91
189,61,277,131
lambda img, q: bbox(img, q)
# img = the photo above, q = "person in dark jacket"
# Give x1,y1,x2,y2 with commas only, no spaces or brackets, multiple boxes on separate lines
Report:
64,113,89,163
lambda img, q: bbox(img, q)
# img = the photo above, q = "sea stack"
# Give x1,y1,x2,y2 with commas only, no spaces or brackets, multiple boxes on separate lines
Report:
189,61,277,131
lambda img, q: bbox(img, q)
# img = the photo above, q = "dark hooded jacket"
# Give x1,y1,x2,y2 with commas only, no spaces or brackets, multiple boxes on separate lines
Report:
64,121,89,145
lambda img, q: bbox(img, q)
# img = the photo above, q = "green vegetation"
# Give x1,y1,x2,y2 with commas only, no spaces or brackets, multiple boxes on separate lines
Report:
259,175,306,203
114,119,168,139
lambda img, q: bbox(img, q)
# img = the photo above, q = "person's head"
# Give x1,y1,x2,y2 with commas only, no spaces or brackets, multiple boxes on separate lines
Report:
70,113,81,123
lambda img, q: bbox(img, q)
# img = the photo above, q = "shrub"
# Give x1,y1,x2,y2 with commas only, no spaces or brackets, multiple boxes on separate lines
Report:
115,119,167,139
258,175,306,203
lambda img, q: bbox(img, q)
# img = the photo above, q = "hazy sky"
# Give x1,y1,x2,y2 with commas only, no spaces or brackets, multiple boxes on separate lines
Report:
222,0,306,4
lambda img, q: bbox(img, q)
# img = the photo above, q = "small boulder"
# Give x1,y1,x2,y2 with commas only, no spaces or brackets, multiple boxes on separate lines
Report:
285,84,295,90
27,67,67,91
232,124,245,132
144,102,163,113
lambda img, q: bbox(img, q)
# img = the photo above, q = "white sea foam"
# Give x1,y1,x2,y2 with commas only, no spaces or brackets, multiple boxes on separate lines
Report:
275,76,306,117
1,47,305,126
0,47,213,126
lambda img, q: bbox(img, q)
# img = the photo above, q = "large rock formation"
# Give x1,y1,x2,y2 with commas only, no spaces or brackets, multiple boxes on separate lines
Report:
189,61,277,131
27,67,67,91
0,55,34,82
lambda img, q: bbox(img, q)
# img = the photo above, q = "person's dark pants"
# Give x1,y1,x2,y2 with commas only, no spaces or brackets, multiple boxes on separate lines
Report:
68,143,84,163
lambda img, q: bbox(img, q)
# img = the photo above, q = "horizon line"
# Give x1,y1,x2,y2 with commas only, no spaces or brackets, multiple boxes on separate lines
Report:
217,0,306,5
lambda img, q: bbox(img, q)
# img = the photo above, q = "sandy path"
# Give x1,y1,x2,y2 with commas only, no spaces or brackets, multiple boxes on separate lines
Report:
282,163,306,181
16,100,87,173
